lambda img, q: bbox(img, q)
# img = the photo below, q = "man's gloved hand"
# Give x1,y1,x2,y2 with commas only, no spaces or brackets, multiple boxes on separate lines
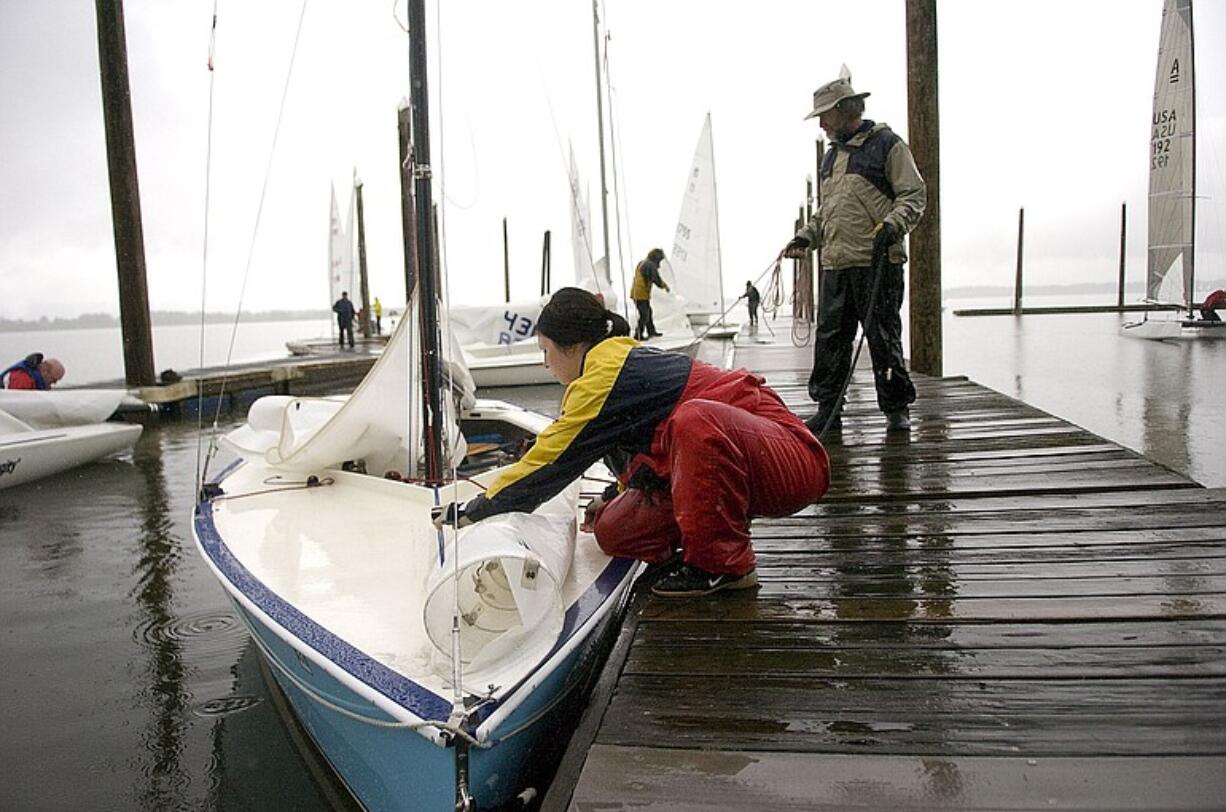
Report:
872,222,898,258
783,236,810,259
432,502,472,529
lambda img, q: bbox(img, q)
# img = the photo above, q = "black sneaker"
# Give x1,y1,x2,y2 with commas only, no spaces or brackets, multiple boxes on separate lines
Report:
885,408,911,431
650,563,759,598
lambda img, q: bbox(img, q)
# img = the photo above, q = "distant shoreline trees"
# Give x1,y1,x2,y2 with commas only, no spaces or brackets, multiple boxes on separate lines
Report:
0,310,333,333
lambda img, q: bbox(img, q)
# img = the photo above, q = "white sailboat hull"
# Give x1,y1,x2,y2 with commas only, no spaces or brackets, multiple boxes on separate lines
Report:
1122,317,1226,340
193,397,637,808
0,420,142,490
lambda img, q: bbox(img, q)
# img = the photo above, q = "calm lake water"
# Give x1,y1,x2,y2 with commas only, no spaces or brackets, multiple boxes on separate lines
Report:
1,298,1222,809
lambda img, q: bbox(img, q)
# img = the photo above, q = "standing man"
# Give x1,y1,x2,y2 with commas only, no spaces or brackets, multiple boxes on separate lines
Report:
630,248,670,341
373,296,384,334
333,291,357,349
744,281,761,330
784,73,926,433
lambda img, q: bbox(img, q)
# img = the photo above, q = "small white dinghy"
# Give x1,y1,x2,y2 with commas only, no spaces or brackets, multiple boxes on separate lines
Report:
0,408,142,491
194,292,636,810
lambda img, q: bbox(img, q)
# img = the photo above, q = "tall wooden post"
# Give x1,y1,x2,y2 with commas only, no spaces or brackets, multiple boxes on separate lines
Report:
1117,202,1127,308
406,0,445,484
397,102,418,302
95,0,154,386
905,0,942,376
541,230,552,296
503,217,511,303
355,179,372,339
1014,207,1025,315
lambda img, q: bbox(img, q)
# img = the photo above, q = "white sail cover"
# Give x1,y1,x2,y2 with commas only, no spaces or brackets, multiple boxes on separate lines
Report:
328,184,355,307
665,112,725,317
422,479,579,676
221,300,475,476
0,389,129,428
449,297,547,347
1147,0,1195,304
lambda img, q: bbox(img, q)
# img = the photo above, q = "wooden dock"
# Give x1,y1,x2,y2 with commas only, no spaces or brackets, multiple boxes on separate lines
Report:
545,332,1226,810
110,348,382,412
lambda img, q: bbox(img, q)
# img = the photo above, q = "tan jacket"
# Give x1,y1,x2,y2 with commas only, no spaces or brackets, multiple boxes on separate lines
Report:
796,121,926,271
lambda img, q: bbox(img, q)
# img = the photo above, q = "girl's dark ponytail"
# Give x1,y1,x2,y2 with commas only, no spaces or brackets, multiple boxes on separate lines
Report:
538,287,628,348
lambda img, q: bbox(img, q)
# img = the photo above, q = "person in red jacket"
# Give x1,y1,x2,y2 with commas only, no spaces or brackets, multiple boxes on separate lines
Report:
0,353,65,389
1199,290,1225,322
435,287,831,598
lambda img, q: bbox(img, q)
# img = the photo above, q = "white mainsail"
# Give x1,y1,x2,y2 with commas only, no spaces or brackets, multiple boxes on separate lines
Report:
328,183,355,306
1147,0,1195,305
665,112,725,317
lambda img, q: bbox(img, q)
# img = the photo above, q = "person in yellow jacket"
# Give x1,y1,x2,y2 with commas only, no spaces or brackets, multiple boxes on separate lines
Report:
630,247,670,340
372,297,383,334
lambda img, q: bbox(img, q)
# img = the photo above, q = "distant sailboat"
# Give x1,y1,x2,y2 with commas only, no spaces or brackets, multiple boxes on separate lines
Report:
1122,0,1224,339
286,183,388,356
662,113,738,338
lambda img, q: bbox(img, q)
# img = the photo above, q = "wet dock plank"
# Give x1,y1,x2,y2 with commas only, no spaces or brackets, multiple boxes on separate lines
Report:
547,329,1226,810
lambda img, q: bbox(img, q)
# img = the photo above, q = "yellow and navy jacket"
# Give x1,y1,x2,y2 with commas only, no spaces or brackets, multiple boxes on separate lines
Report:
462,336,800,522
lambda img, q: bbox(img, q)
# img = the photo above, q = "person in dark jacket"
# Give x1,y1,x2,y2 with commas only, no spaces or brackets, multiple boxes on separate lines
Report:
333,291,356,349
744,281,761,329
784,72,926,434
630,248,670,340
435,287,831,597
1,353,65,389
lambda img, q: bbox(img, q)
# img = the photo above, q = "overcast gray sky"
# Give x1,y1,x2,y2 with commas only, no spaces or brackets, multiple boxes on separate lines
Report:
1,0,1224,321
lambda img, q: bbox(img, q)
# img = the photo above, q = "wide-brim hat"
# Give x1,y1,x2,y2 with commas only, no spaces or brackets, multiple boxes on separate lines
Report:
804,77,870,120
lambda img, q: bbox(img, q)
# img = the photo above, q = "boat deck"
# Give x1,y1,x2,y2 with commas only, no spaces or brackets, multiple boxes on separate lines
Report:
545,326,1226,810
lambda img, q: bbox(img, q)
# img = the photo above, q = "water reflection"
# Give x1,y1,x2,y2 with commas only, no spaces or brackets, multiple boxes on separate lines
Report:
128,431,194,809
1140,339,1193,478
824,433,961,792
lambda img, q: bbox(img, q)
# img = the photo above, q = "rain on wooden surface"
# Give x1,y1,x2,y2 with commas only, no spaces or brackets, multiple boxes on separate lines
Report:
547,330,1226,811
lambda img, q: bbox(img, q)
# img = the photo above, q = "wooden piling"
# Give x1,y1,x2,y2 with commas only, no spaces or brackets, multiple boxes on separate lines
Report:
905,0,942,376
95,0,155,387
355,179,372,339
541,230,552,296
1014,207,1025,315
1117,202,1127,309
397,103,418,301
503,217,511,303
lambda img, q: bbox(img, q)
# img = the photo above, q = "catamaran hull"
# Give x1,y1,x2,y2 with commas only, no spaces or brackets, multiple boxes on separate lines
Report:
1121,318,1226,340
0,423,142,490
193,500,635,810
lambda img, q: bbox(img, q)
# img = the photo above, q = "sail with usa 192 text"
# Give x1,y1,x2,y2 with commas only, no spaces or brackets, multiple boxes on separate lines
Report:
1122,0,1225,339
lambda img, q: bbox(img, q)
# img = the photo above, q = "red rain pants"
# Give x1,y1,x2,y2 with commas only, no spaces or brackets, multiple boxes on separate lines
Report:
593,397,830,576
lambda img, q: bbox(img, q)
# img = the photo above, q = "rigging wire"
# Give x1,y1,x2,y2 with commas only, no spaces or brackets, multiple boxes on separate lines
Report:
195,1,221,495
427,0,472,711
199,0,311,487
602,31,631,320
534,60,608,303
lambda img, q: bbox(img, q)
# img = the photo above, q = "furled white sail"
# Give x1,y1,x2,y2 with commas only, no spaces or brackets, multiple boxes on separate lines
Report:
221,303,474,476
1147,0,1195,305
665,112,725,317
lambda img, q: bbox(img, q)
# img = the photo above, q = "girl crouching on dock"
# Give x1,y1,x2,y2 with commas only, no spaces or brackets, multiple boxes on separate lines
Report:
437,287,830,597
